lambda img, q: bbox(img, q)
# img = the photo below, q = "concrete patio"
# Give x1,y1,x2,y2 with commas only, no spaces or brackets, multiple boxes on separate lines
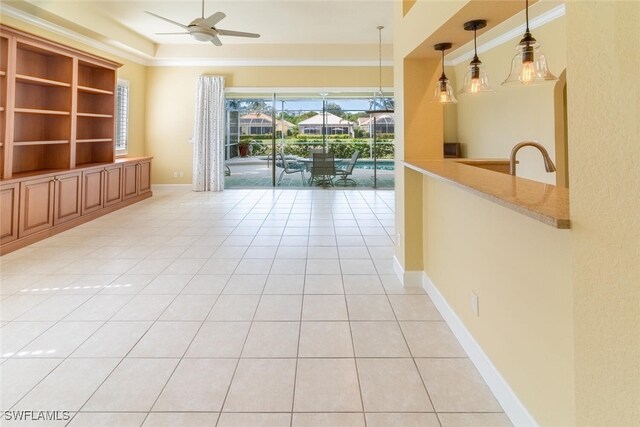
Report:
225,158,395,189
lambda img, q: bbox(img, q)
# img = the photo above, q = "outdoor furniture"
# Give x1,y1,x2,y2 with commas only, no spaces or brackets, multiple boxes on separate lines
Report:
276,152,306,186
334,150,360,186
309,152,336,186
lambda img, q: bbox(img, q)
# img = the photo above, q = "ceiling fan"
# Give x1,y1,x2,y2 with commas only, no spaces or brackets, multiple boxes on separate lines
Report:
146,0,260,46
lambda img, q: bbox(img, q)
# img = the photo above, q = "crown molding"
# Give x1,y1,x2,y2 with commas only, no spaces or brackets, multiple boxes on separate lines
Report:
2,3,393,68
446,4,565,66
151,58,393,67
0,3,154,65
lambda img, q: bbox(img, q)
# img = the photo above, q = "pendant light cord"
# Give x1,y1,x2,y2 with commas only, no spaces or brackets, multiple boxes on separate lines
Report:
201,0,205,19
378,26,383,96
525,0,530,32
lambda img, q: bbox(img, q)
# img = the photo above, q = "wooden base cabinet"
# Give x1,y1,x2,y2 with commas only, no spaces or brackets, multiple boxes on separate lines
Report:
54,172,82,225
123,159,151,200
104,164,123,207
82,168,105,215
1,183,19,244
1,157,152,255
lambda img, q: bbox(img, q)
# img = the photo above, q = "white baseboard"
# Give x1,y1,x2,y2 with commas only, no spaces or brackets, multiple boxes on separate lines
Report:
392,255,423,288
422,272,538,427
151,184,191,188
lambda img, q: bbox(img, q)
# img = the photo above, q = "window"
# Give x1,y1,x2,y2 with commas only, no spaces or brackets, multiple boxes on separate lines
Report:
115,80,129,155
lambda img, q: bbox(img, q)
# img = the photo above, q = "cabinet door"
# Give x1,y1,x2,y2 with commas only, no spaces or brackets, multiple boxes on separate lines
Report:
104,165,123,207
122,162,138,200
138,160,152,195
82,168,104,215
19,176,55,238
1,183,19,244
54,172,82,225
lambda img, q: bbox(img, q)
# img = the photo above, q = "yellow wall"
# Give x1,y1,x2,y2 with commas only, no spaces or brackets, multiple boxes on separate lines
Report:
566,2,640,425
0,15,148,158
451,17,567,184
422,175,573,425
396,1,640,426
145,66,392,184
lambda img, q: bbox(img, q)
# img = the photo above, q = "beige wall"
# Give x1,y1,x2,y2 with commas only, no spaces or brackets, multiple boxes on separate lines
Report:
422,175,573,426
566,2,640,426
0,15,148,158
145,66,392,184
451,17,567,184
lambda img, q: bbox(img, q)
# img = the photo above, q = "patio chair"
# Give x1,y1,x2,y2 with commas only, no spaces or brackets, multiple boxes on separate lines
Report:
334,150,360,186
276,152,306,186
310,152,336,186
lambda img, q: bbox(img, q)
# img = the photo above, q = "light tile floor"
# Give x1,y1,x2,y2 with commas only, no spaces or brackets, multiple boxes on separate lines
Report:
0,187,512,427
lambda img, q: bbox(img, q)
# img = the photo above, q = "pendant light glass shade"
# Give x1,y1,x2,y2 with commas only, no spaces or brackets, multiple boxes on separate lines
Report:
433,43,457,104
461,60,492,93
502,0,557,86
502,40,557,85
435,75,457,104
460,20,493,94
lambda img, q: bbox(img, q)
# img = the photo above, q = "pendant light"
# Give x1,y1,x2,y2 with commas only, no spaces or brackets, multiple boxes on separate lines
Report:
460,20,493,94
366,25,394,116
502,0,557,85
433,43,457,104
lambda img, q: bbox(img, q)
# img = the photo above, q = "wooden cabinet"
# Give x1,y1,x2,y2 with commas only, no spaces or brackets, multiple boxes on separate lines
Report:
138,160,151,194
123,162,138,200
54,171,81,225
0,25,152,255
123,160,151,200
18,171,82,237
19,176,55,238
104,164,123,206
82,164,124,213
82,167,104,214
0,182,19,244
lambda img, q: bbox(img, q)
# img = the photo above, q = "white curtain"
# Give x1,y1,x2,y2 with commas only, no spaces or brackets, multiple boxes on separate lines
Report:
193,75,225,191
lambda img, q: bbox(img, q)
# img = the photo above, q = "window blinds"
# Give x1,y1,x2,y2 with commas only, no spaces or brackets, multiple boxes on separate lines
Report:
115,81,129,152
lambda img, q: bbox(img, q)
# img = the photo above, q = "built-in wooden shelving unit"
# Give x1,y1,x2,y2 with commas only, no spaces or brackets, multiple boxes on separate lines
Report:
0,25,121,179
0,25,153,256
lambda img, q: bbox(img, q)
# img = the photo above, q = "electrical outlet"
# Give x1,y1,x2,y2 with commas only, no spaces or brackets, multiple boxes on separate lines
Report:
179,172,184,178
173,172,178,178
470,291,479,316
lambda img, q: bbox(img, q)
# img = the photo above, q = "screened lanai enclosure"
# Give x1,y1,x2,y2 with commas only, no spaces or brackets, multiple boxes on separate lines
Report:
224,92,395,189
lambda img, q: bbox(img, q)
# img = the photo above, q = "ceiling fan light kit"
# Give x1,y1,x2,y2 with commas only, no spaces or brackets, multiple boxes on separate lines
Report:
147,0,260,46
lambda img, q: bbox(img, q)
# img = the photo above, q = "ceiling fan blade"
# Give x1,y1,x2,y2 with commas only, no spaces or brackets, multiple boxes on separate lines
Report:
216,29,260,38
145,11,188,29
203,11,226,27
155,32,190,35
211,35,223,46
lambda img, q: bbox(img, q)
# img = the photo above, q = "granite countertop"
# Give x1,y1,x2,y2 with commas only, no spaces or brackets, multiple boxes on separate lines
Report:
403,159,570,229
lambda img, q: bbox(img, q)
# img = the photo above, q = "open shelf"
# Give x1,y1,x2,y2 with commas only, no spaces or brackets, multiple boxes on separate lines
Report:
78,85,113,95
76,139,114,166
0,71,5,77
76,138,113,143
16,42,72,84
12,143,71,174
14,140,69,146
14,114,71,143
77,112,113,118
15,74,71,87
15,108,70,115
76,116,114,141
15,80,71,111
77,90,114,116
78,60,115,93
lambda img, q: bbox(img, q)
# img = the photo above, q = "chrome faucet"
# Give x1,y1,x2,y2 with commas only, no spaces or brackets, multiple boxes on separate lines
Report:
509,141,557,176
